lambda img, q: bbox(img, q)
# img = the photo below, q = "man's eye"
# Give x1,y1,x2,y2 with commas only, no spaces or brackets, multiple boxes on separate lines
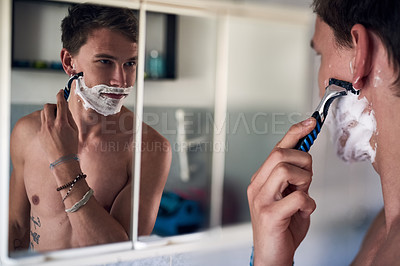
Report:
99,59,111,64
125,61,137,67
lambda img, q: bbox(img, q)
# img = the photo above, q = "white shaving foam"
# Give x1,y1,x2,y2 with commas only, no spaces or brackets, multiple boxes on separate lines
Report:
75,77,133,116
373,69,383,88
325,93,377,163
349,60,354,75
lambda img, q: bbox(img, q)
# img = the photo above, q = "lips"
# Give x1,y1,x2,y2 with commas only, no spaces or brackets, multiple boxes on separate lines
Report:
101,93,127,99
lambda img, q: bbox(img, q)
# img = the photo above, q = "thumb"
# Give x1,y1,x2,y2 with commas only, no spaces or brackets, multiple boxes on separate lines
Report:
276,118,316,149
66,104,78,131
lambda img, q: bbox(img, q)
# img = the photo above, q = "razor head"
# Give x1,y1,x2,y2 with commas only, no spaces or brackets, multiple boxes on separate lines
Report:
64,72,84,100
329,78,359,95
315,78,360,122
295,78,359,153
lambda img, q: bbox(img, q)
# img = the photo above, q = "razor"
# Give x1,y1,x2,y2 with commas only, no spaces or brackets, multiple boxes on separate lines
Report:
295,78,359,152
64,72,83,100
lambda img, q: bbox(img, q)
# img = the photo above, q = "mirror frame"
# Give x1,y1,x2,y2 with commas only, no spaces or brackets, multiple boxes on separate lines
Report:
0,0,12,263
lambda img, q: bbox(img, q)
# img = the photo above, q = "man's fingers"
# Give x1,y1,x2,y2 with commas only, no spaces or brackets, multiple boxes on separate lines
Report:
56,89,68,121
250,147,312,188
276,118,316,149
250,118,315,186
42,103,56,127
66,104,78,130
271,190,316,219
250,162,312,210
266,162,312,196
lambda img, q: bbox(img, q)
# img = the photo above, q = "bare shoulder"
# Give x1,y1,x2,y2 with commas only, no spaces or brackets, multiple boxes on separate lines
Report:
11,110,41,135
363,209,385,245
352,209,385,266
353,209,400,266
141,122,172,165
372,217,400,265
10,110,42,157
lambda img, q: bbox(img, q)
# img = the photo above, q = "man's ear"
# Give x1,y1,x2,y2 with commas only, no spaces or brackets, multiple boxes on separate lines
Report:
351,24,372,90
60,48,75,76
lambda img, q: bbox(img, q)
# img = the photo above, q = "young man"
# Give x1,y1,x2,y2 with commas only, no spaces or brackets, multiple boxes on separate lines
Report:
248,0,400,265
9,4,171,252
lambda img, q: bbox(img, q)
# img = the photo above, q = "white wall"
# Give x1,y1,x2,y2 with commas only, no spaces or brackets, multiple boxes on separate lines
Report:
227,15,311,111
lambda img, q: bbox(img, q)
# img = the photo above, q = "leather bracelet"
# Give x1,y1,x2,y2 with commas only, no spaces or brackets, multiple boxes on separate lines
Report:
65,188,94,213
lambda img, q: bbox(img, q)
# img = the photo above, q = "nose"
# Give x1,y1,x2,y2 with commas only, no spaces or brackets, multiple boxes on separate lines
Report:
110,65,127,87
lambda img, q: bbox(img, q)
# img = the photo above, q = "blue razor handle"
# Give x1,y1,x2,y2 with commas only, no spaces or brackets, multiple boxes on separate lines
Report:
295,78,358,152
295,111,322,152
64,72,83,100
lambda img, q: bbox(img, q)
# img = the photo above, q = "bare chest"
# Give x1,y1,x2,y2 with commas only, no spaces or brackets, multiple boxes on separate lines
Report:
24,139,132,216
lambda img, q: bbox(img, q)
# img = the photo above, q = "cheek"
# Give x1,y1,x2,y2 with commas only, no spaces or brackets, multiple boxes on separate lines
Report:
317,55,353,98
318,60,330,97
127,69,137,86
86,68,111,86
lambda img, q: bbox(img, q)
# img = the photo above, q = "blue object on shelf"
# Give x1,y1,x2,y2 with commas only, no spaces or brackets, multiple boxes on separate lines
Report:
153,191,205,236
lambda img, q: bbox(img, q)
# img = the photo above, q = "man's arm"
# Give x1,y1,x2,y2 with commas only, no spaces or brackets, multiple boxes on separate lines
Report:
247,118,317,266
9,118,31,252
108,131,171,237
37,91,131,246
109,125,171,237
138,131,172,235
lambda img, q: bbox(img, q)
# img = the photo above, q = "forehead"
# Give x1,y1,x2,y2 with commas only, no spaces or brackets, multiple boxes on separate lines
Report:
84,28,138,55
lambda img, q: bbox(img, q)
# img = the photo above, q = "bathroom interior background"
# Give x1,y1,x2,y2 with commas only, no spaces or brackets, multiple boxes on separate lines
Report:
8,0,383,265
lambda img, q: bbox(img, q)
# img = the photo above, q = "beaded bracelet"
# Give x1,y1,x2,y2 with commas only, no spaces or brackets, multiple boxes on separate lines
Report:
62,173,87,202
65,188,94,213
49,154,79,170
56,173,86,191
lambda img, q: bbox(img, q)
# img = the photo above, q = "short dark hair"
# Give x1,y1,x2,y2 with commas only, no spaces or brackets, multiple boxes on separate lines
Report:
61,3,138,56
312,0,400,86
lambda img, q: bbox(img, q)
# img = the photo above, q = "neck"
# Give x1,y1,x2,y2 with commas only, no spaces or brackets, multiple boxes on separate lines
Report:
372,87,400,231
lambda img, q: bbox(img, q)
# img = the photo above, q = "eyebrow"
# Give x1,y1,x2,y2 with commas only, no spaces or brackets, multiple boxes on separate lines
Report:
94,54,137,61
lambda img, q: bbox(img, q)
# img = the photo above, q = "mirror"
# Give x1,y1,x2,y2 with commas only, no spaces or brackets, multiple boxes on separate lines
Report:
5,0,315,263
142,13,218,237
8,0,217,257
223,14,312,225
9,0,145,255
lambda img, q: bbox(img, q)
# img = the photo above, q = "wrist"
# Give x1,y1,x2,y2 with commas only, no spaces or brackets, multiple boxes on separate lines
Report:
49,154,79,169
51,160,82,185
253,246,294,266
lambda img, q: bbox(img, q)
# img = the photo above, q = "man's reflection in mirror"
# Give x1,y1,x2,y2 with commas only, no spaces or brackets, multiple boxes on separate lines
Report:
9,3,171,253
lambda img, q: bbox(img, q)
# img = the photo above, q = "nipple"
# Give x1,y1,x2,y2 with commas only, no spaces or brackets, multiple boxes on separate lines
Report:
32,195,40,205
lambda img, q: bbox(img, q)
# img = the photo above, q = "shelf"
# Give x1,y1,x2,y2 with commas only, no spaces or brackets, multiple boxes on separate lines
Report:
12,0,177,80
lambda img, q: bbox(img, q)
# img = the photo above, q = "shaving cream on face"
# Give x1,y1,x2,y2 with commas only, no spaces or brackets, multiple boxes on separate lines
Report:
325,93,377,163
75,77,133,116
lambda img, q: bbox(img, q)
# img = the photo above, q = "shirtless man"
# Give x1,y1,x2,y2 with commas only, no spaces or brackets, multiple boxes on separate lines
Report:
9,4,171,252
248,0,400,265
